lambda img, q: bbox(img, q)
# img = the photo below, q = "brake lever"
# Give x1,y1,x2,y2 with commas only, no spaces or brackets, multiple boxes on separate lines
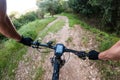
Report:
32,40,40,48
76,51,87,60
47,41,53,47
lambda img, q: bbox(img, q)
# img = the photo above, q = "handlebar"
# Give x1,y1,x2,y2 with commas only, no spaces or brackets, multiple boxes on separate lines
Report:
31,41,89,60
31,41,99,80
32,41,54,49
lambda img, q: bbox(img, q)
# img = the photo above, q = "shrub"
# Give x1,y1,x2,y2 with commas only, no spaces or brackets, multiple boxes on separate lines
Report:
12,11,38,29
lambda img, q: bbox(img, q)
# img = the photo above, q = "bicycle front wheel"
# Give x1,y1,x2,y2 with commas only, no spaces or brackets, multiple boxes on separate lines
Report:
52,57,61,80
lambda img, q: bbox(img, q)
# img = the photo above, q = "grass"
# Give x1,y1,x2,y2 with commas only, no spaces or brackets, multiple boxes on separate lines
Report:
37,20,65,39
81,36,89,47
34,67,45,80
0,17,55,80
66,37,73,43
61,12,120,80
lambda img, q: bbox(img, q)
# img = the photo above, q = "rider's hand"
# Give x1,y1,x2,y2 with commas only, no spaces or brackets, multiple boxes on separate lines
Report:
88,50,99,60
99,40,120,60
19,36,33,46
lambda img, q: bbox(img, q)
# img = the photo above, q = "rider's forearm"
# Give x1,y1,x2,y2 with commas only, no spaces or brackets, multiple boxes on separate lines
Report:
98,40,120,60
0,16,21,41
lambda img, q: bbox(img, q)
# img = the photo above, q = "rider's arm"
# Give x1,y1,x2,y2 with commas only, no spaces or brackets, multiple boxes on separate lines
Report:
99,40,120,60
0,0,33,46
0,15,22,41
0,15,33,47
0,0,21,41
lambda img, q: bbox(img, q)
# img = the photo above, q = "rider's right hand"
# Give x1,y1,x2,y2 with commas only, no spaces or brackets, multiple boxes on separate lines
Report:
88,50,99,60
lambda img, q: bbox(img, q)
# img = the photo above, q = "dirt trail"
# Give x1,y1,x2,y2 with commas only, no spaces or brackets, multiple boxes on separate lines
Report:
15,16,101,80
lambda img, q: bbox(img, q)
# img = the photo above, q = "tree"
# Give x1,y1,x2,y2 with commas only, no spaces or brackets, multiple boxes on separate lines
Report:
36,9,45,19
60,0,70,12
9,11,19,20
68,0,119,32
36,0,62,17
68,0,95,17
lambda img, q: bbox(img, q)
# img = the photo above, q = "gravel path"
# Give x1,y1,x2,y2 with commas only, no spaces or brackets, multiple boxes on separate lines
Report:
15,16,101,80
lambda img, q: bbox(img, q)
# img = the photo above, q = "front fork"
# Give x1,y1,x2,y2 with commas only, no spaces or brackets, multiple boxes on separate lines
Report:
50,57,65,68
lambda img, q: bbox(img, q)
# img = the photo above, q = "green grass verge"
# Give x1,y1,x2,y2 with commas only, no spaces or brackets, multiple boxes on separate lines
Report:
61,13,120,80
34,67,45,80
0,17,55,80
37,20,65,39
34,19,65,80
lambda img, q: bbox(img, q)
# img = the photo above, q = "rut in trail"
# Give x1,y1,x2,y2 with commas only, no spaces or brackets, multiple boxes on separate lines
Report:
15,16,101,80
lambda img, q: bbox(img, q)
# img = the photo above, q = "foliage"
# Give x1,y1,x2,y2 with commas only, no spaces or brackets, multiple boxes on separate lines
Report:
36,0,64,16
60,0,71,12
0,35,8,43
88,0,113,25
68,0,119,34
36,9,45,19
68,0,98,17
12,11,38,29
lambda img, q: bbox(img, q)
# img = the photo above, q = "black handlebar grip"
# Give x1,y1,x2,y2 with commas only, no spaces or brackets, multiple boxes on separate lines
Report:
88,50,99,60
20,36,33,46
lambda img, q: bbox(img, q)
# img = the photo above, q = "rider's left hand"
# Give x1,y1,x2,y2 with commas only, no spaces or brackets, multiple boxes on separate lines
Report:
19,36,33,46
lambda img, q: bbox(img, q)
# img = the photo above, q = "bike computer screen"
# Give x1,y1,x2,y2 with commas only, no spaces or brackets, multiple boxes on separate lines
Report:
55,44,64,57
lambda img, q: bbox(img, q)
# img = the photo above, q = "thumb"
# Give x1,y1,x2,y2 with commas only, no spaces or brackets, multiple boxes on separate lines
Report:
98,51,109,60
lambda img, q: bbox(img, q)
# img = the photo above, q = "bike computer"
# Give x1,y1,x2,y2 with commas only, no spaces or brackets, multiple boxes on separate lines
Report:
55,44,64,57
